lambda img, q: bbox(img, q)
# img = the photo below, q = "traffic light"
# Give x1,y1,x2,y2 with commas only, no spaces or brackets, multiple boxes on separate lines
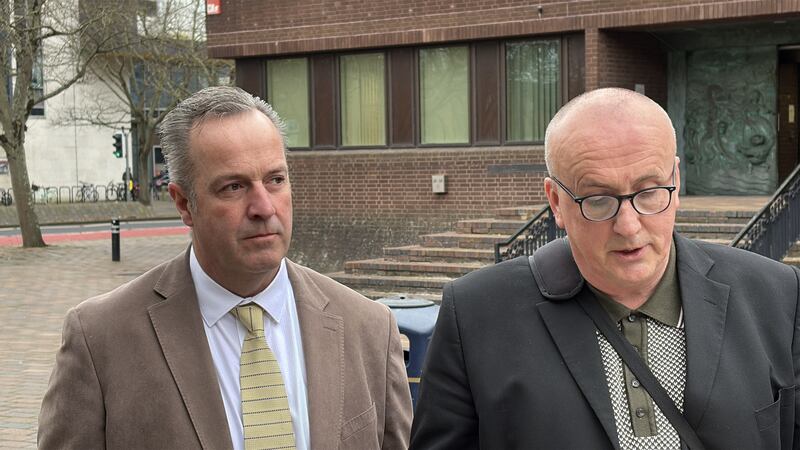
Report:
113,133,123,158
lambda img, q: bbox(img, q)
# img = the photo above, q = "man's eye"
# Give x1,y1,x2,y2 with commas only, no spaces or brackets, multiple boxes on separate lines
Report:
269,176,286,185
224,183,243,191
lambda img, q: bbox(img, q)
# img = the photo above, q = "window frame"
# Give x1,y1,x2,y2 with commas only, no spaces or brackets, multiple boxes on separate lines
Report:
502,36,564,145
265,56,312,150
337,50,389,149
417,44,473,148
259,34,573,151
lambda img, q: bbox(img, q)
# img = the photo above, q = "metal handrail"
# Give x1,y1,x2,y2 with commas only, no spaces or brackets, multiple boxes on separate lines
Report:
730,163,800,260
494,205,565,263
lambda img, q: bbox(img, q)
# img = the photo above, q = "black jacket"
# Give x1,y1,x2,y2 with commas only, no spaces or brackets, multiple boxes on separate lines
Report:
410,234,800,449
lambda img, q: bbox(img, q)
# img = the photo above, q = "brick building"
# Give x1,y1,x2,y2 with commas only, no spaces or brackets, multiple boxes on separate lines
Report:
206,0,800,272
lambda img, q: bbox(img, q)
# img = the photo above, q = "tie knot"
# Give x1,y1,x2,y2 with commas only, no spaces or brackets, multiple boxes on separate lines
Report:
233,304,264,334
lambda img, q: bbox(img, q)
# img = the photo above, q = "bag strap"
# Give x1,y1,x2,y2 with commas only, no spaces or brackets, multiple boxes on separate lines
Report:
577,292,705,450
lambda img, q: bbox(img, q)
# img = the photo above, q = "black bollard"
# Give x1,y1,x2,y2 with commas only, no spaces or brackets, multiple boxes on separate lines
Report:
111,218,120,261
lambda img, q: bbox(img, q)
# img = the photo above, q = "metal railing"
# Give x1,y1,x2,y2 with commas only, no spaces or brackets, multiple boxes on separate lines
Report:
494,206,566,263
730,163,800,261
0,182,138,207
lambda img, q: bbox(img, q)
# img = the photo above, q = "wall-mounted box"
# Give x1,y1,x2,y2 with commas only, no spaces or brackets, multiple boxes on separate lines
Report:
432,175,447,194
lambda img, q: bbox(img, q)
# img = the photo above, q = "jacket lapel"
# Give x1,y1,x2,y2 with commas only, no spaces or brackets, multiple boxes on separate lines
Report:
287,260,344,449
148,250,232,450
539,297,621,448
674,235,730,429
531,240,619,447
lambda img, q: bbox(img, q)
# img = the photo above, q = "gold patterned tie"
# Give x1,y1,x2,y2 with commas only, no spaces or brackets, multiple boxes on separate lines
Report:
232,304,297,450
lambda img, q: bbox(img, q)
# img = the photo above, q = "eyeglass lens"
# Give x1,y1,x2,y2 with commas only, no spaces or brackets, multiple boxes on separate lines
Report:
582,187,672,221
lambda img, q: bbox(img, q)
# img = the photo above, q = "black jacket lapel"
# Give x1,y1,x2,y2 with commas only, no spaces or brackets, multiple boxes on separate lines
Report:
538,298,621,448
674,235,731,429
532,239,620,448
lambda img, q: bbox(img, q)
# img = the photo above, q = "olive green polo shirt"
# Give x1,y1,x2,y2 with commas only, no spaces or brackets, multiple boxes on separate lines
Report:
588,241,686,448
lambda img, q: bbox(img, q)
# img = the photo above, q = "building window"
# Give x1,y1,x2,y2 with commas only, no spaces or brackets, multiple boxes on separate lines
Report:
506,40,560,143
31,48,44,116
340,53,386,146
419,46,469,145
266,58,310,148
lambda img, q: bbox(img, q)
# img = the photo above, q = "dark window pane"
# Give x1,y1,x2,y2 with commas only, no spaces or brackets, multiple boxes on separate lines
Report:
506,40,561,143
267,58,310,148
420,46,469,144
340,53,386,146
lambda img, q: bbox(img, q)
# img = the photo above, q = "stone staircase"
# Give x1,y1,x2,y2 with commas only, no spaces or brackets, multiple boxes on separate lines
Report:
329,202,800,301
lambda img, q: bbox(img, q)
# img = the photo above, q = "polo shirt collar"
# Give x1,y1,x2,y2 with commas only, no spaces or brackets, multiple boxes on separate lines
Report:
590,239,682,328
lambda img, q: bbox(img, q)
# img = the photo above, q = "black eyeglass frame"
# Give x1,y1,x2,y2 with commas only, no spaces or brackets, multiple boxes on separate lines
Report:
549,164,677,222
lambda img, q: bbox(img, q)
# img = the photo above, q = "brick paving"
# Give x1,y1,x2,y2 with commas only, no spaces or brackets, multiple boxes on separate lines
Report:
0,233,191,448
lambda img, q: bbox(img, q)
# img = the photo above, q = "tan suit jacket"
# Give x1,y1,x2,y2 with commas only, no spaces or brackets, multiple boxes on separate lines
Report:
39,250,412,449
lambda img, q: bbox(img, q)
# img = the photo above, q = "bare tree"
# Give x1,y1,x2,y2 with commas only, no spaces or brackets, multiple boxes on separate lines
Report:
80,0,232,205
0,0,119,247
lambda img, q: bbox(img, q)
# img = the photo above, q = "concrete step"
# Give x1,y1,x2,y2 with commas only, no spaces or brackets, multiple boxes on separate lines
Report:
455,218,527,235
489,205,757,223
783,256,800,268
422,232,509,249
675,209,756,224
383,245,495,263
787,241,800,258
674,223,744,239
355,289,443,303
457,217,750,238
344,258,485,277
492,204,545,220
328,272,452,293
701,238,733,246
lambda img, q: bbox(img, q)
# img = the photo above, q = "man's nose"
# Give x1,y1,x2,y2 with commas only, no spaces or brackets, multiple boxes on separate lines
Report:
611,198,642,236
247,184,277,219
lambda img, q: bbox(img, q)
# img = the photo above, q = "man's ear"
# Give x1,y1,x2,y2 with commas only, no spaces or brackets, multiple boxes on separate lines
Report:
169,182,194,227
544,178,565,229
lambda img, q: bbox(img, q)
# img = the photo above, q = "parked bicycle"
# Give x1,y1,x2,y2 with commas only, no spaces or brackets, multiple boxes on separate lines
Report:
105,181,127,201
0,188,11,206
76,182,99,203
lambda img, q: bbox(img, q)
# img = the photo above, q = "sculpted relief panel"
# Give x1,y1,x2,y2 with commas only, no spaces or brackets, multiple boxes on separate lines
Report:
684,47,777,195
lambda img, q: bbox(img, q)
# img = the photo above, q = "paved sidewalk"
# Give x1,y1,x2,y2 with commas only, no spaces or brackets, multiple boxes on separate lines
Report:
0,232,191,448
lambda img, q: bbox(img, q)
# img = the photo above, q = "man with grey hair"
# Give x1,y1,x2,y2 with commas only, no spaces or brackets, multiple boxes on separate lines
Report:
411,88,800,449
39,86,412,449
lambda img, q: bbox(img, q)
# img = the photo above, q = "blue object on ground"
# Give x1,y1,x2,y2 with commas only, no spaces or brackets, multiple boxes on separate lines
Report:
378,295,440,409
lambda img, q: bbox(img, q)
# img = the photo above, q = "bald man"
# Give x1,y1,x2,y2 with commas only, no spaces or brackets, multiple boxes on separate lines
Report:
410,88,800,449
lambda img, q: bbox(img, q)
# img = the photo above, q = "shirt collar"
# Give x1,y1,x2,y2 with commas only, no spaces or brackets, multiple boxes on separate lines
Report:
190,247,290,328
590,239,682,328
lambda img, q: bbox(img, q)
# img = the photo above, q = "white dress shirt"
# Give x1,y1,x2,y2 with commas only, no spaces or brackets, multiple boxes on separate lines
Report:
190,249,310,450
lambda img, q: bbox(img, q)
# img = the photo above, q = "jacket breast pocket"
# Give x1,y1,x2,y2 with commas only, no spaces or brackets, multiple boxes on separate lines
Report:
340,402,379,449
755,385,796,450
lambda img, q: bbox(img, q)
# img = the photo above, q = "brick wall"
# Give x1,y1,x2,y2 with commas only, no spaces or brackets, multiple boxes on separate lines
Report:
208,0,800,58
586,29,668,107
285,146,547,271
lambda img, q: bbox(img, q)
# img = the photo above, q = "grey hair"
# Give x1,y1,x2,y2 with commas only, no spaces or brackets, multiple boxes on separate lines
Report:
543,87,675,177
158,85,288,204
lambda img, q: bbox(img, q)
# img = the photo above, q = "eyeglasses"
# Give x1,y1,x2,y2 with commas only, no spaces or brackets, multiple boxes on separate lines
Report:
550,165,677,222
